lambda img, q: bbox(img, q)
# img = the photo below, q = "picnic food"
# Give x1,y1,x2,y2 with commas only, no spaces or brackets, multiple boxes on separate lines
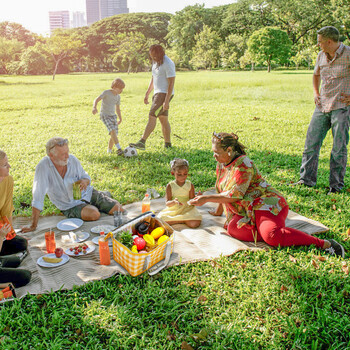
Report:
134,236,146,251
150,227,165,239
55,247,64,258
69,243,89,255
143,234,155,247
43,256,62,263
157,235,169,245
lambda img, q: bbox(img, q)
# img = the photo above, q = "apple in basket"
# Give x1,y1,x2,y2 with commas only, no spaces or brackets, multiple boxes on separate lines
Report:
55,247,64,258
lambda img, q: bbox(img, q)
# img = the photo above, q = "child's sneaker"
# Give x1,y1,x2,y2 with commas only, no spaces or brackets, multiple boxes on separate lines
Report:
324,239,345,258
117,149,124,156
129,140,146,150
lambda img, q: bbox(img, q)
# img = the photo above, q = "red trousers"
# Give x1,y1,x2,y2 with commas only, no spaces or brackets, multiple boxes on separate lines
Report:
227,206,324,248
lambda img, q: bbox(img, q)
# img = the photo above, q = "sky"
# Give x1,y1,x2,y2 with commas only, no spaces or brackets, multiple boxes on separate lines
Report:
0,0,234,36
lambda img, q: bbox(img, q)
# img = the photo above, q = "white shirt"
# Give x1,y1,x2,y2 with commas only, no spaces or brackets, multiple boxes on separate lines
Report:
32,155,93,211
152,55,176,94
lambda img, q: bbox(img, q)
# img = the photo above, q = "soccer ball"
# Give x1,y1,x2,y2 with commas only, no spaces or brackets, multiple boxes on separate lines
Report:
124,146,138,158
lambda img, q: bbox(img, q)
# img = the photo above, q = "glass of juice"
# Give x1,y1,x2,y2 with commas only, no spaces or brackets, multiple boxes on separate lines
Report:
99,239,111,265
45,231,56,253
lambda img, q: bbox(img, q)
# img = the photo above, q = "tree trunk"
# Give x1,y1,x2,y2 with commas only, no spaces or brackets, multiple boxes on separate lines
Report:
267,62,271,73
52,59,60,80
251,62,254,72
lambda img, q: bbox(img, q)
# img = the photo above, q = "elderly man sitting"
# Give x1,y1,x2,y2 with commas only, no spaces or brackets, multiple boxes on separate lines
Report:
22,137,124,232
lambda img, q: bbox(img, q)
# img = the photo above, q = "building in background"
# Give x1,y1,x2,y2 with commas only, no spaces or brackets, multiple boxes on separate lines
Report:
49,11,70,34
72,11,87,28
86,0,129,26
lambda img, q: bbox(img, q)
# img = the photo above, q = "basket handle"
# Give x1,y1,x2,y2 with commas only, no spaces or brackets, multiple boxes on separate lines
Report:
147,241,172,276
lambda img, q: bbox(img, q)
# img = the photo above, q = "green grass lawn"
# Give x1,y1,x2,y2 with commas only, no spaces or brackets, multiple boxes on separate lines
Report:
0,71,349,349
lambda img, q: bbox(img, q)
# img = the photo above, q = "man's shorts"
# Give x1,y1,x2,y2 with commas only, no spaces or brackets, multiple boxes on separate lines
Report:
149,93,174,118
61,189,117,219
100,115,118,134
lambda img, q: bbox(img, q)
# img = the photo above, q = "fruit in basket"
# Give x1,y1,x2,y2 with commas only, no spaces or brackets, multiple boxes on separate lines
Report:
134,237,146,251
157,235,169,245
131,245,138,253
150,227,165,239
55,247,64,258
143,234,155,247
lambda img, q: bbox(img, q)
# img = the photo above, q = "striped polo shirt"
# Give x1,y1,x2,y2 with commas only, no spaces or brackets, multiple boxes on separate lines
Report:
314,42,350,113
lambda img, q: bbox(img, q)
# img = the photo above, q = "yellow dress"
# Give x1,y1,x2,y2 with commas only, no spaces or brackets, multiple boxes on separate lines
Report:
158,180,202,222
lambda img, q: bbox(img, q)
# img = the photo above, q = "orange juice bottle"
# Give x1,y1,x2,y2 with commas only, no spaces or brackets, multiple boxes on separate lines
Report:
45,230,56,253
98,239,111,265
141,193,151,213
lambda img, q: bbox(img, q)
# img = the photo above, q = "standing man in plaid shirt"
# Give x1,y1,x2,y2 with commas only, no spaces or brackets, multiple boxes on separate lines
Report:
294,26,350,194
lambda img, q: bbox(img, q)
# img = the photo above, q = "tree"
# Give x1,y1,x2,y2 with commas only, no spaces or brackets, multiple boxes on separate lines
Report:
0,37,24,73
0,21,36,47
45,30,84,80
17,43,51,75
190,25,221,69
108,32,152,73
166,4,211,67
219,34,247,69
248,27,292,72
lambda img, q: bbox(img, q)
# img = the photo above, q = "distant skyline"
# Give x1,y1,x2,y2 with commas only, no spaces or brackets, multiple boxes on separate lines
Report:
0,0,234,36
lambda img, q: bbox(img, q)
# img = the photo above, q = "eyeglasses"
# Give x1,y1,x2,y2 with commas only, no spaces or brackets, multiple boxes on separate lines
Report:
49,138,68,151
212,132,224,141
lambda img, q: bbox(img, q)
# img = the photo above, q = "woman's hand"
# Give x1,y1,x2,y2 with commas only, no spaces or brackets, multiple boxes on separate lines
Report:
0,223,11,238
21,225,36,233
188,195,207,207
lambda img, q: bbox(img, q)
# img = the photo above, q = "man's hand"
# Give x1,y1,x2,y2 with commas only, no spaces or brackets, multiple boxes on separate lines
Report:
144,95,149,105
314,93,321,106
92,106,98,115
163,100,170,111
78,178,90,191
340,93,350,105
118,119,122,125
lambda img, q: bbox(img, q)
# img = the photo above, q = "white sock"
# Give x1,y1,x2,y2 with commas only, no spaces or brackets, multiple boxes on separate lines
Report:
115,143,122,150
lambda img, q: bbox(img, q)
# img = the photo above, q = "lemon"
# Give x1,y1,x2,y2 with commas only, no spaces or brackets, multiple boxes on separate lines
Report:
151,227,165,239
157,235,169,245
131,245,138,253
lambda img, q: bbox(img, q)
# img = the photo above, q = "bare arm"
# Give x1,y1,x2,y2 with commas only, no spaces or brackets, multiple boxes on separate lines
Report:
313,74,321,106
163,77,175,111
92,96,102,114
144,77,154,105
165,183,181,207
116,105,122,124
188,193,237,206
21,207,41,233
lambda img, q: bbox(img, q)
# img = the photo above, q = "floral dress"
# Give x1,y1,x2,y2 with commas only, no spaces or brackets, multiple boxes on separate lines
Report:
216,155,287,228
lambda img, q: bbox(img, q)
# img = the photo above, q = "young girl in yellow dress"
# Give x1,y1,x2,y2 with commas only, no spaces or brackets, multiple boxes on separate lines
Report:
158,158,202,228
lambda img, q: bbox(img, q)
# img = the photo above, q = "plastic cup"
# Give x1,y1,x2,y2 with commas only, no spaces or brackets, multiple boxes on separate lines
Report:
45,231,56,253
98,239,111,265
73,182,81,200
113,211,123,227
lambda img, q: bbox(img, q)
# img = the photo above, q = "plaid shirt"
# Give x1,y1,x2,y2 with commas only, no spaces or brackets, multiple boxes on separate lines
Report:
314,42,350,113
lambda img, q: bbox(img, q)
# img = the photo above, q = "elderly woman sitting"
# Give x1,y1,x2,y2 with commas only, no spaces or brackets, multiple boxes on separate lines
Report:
188,132,345,257
0,150,31,288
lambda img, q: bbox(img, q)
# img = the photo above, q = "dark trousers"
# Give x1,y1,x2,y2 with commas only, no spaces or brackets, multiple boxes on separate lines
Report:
0,236,31,288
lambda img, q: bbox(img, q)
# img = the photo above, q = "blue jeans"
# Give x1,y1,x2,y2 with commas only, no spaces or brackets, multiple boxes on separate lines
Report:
300,106,350,190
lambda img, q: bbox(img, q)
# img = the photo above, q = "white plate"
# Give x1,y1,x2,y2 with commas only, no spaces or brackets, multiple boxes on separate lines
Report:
92,235,113,247
90,224,115,234
57,218,84,231
72,231,90,243
37,253,70,268
65,243,96,257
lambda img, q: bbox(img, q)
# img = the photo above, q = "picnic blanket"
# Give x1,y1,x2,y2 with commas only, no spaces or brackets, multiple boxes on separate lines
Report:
10,190,328,299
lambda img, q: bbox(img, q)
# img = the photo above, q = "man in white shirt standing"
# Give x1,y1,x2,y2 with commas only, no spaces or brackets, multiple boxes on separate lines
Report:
130,44,176,150
22,137,125,232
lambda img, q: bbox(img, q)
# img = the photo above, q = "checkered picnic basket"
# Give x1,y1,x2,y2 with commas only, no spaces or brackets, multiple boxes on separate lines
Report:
112,212,174,276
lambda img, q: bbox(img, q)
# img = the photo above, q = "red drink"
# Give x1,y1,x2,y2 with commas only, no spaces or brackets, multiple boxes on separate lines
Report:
98,239,111,265
45,231,56,253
